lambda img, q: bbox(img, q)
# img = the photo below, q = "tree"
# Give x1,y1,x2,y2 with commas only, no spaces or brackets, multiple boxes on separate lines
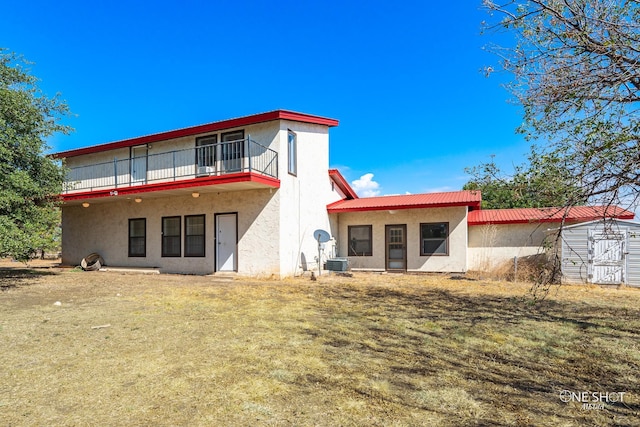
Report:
479,1,640,293
0,49,71,262
463,147,588,209
482,0,640,211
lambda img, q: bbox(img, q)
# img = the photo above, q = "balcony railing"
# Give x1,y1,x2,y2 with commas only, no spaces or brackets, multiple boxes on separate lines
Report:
62,138,278,193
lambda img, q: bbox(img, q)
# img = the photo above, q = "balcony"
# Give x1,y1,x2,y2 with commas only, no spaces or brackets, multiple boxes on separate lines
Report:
61,138,279,200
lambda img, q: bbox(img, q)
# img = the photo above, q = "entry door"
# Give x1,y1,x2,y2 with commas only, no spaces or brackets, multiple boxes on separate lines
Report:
131,146,147,184
220,130,244,173
588,229,627,284
386,225,407,271
216,213,237,272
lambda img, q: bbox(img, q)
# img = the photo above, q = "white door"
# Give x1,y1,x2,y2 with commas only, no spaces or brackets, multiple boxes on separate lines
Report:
131,146,147,184
216,213,237,272
588,229,627,284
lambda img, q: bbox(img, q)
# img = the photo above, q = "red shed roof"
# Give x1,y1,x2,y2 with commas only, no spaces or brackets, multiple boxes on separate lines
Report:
53,110,339,158
468,206,634,226
327,190,481,213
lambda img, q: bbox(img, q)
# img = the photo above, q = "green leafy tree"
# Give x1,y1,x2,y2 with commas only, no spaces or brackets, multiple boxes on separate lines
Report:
464,148,588,209
0,49,71,261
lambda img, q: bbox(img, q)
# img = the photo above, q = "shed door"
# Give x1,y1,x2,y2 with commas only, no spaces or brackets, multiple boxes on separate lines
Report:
588,229,627,285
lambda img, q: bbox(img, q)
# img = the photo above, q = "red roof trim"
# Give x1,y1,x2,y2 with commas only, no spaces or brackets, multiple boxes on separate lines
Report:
60,173,280,202
328,201,481,213
326,190,482,213
328,169,358,200
53,110,339,159
467,206,635,226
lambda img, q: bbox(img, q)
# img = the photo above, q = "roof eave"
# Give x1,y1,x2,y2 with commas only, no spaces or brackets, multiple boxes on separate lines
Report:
328,169,358,200
468,212,636,226
53,110,339,159
327,200,481,214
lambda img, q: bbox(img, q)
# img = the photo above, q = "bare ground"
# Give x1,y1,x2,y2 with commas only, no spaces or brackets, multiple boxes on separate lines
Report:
1,261,639,426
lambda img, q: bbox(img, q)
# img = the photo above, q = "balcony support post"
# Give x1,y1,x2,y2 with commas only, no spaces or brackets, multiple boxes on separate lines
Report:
247,136,252,172
114,157,118,188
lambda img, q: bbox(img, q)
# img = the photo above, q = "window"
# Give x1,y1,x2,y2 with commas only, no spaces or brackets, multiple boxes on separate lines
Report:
162,216,181,257
288,130,297,175
196,134,217,169
420,223,449,256
348,225,372,256
185,215,205,257
128,218,146,257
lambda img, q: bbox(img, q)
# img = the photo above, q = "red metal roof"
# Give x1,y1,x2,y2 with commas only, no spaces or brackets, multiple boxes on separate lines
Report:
53,110,339,158
328,169,358,200
468,206,635,225
327,190,482,213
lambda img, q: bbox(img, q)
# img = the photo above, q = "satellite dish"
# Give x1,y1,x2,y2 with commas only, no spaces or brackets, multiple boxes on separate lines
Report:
312,229,331,277
313,229,331,243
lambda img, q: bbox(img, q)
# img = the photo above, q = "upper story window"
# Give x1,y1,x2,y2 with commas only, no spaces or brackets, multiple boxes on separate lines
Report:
420,222,449,256
288,130,297,176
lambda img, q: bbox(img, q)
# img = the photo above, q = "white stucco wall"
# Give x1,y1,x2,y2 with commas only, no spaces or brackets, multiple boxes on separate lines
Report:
333,207,469,273
275,121,343,276
467,222,578,271
61,188,280,275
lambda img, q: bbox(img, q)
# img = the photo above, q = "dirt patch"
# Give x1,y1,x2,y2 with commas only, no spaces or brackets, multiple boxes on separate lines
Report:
1,270,639,426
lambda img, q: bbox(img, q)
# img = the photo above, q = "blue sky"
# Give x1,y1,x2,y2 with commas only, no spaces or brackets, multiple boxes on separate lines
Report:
2,0,529,197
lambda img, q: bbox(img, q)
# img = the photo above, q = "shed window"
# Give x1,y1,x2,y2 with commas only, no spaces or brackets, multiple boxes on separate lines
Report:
162,216,181,257
185,215,205,257
128,218,146,257
420,223,448,255
348,225,372,256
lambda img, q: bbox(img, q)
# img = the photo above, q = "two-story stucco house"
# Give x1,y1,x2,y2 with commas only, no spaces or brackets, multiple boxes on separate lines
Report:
55,110,349,276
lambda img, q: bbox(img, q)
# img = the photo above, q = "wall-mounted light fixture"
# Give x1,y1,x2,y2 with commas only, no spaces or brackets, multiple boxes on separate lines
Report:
192,192,200,198
82,202,90,208
134,198,142,203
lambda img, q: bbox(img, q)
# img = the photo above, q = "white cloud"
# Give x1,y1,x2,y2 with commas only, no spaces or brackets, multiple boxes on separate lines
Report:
351,173,380,197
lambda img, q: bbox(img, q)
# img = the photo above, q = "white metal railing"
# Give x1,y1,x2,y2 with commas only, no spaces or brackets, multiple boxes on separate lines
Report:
62,138,278,193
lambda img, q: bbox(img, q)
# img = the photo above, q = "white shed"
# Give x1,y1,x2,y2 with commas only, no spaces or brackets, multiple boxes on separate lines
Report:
560,219,640,287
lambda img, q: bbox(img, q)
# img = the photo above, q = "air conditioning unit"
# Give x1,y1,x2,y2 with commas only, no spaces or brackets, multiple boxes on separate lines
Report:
197,166,215,176
325,258,348,272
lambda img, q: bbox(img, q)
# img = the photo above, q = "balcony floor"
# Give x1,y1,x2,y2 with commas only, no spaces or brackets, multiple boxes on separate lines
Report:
60,172,280,206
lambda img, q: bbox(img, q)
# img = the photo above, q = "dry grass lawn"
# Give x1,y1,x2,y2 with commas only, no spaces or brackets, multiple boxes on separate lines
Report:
1,261,639,426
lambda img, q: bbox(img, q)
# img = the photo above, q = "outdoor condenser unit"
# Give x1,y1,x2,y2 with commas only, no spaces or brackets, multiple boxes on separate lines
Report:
325,258,348,272
197,166,216,176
